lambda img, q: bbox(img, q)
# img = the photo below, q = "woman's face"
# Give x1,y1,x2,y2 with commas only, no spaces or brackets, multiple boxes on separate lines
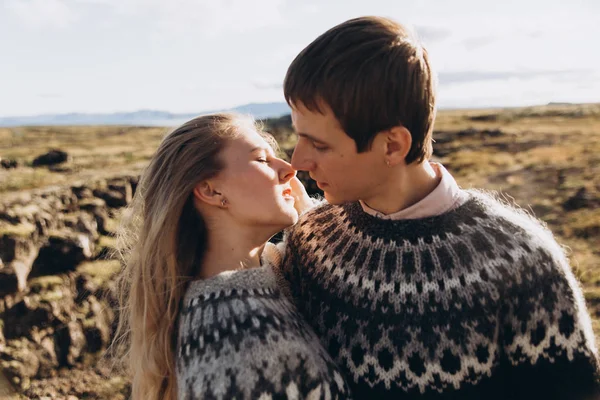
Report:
213,128,298,232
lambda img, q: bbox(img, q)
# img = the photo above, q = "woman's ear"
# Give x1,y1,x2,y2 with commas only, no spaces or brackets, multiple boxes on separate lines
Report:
193,181,224,207
384,126,412,167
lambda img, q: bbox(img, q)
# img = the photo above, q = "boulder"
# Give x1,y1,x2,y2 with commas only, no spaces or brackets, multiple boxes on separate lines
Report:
0,340,40,391
37,336,59,378
55,322,85,367
30,230,95,277
79,199,111,235
32,150,70,167
71,185,94,200
2,298,58,340
0,158,18,169
563,187,593,211
106,179,133,206
0,224,40,295
92,188,129,208
62,213,99,242
82,297,113,353
128,175,140,196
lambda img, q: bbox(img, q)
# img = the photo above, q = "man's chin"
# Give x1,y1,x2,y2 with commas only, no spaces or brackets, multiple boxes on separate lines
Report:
323,191,345,205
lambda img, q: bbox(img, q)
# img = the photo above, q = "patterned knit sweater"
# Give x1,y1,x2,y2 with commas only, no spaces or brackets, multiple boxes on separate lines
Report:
175,244,352,400
280,190,600,399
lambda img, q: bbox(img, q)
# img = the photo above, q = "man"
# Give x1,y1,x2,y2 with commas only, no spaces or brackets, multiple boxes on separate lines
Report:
280,16,600,399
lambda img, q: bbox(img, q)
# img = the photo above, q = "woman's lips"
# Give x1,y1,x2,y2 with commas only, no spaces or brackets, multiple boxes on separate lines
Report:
282,187,294,201
316,181,328,190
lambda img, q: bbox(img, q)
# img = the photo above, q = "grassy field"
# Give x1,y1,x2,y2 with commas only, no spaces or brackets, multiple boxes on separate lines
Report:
1,103,599,335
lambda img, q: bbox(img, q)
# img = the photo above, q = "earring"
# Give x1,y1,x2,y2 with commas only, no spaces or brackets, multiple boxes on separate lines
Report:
386,160,391,167
221,198,227,207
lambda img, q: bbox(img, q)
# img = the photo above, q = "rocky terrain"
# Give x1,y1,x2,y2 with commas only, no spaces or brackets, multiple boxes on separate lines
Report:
1,103,599,398
0,176,136,399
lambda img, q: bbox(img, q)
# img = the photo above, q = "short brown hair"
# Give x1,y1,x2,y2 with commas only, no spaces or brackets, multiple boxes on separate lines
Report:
284,16,436,164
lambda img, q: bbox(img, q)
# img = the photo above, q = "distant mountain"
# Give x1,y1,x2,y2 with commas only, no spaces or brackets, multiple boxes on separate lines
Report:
0,102,291,127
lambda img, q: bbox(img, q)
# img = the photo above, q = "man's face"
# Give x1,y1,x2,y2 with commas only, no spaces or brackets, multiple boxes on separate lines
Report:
290,102,389,204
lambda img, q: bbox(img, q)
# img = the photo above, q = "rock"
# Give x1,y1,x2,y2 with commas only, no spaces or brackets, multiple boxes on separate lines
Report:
128,175,140,196
107,179,133,206
58,191,79,212
1,203,60,232
74,274,96,303
456,128,479,138
0,223,36,264
82,297,112,353
563,187,592,211
0,268,20,297
71,185,94,200
48,163,75,173
0,158,18,169
0,224,40,295
79,199,111,235
34,210,59,237
30,230,95,277
0,368,18,398
483,129,504,137
0,339,40,391
32,150,70,167
92,188,129,208
37,336,59,378
55,322,85,367
0,252,22,296
62,213,99,242
0,210,21,225
2,298,58,340
469,114,498,122
0,317,5,344
28,275,65,295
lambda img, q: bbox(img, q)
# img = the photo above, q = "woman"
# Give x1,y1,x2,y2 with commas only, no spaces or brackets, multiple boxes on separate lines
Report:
113,113,350,400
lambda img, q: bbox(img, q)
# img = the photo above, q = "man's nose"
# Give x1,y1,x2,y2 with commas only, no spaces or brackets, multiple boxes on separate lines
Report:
290,145,315,171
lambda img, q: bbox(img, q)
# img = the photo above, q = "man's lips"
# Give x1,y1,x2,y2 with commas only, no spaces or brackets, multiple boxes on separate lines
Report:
310,174,327,187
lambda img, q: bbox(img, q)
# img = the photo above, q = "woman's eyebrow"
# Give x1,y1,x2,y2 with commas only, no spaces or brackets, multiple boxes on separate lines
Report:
249,146,269,153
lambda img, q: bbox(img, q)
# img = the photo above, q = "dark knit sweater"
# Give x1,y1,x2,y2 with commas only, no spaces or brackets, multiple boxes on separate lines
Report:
280,190,600,399
175,244,352,400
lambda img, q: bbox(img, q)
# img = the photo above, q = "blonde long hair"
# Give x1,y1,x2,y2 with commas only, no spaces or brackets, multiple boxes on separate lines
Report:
112,113,257,400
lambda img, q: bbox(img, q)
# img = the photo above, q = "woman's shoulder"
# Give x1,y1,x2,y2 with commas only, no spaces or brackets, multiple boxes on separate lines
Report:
175,263,353,399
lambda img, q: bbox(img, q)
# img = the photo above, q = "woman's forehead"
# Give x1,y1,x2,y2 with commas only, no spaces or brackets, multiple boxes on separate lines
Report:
227,129,271,153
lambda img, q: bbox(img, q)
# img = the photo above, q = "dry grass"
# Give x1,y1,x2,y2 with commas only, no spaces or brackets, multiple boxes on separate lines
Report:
0,125,169,194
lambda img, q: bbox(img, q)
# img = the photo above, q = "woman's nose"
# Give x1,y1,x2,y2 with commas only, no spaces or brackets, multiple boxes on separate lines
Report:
279,160,296,183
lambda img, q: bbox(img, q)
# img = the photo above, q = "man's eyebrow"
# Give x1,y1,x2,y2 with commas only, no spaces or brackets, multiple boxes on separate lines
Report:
297,132,328,144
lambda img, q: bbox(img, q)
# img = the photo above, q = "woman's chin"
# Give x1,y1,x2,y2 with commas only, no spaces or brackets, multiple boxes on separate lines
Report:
277,207,299,228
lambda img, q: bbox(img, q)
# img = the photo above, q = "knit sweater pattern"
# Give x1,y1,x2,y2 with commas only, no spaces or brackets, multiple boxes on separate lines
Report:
281,190,600,399
175,246,352,400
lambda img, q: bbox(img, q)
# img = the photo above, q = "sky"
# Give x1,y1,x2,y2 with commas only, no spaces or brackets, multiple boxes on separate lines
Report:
1,0,599,117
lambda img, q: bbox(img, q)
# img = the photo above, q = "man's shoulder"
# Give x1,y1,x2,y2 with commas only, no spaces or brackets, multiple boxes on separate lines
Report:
284,200,347,247
468,190,552,235
468,189,569,269
296,199,342,226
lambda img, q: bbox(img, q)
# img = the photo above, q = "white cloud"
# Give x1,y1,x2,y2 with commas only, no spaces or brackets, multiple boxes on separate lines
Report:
438,72,600,109
74,0,286,36
5,0,77,29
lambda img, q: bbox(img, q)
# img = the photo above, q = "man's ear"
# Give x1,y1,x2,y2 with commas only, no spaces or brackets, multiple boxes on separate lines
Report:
193,180,224,207
384,126,412,166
